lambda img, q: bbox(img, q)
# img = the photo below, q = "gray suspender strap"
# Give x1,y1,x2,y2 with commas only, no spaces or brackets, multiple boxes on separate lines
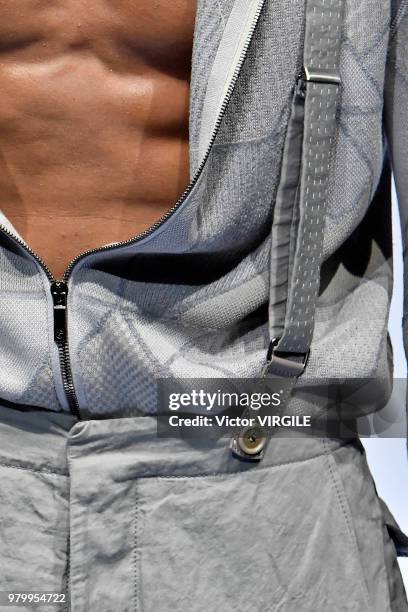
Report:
231,0,344,461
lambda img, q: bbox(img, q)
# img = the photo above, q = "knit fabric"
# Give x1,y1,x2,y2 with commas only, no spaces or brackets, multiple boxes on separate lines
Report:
0,0,404,417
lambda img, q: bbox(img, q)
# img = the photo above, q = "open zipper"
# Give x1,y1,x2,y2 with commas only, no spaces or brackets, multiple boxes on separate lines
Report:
0,228,82,417
0,0,267,418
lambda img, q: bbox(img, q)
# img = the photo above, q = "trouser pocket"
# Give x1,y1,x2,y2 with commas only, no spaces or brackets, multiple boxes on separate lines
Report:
331,441,408,612
0,407,73,612
68,419,373,612
0,464,69,609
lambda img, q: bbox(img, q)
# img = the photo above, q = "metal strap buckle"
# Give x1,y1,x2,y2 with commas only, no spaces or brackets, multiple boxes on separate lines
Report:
303,66,341,85
262,338,310,378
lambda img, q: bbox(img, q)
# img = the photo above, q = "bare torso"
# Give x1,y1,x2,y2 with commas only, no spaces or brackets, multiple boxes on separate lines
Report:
0,0,196,278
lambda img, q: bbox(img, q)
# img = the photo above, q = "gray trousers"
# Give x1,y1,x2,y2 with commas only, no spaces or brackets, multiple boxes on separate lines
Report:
0,407,406,611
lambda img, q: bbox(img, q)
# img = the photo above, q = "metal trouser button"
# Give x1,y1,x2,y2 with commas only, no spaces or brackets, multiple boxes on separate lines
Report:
237,425,267,456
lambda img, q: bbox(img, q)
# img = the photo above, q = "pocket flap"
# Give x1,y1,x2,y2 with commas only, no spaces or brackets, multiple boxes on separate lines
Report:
379,497,408,558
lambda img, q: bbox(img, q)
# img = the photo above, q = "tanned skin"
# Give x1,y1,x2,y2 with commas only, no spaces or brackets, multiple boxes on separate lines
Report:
0,0,197,279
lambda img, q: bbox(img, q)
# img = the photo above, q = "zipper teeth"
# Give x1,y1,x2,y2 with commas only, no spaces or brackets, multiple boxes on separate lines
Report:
57,340,80,418
0,1,265,284
0,0,266,418
0,225,55,281
60,0,267,280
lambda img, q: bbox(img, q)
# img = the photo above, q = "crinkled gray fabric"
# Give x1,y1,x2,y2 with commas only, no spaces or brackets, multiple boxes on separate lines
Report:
1,408,405,612
0,408,75,611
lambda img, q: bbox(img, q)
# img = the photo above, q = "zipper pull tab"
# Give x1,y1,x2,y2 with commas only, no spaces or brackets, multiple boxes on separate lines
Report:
51,280,68,343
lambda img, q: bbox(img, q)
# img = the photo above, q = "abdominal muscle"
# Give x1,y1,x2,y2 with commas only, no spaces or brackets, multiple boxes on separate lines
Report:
0,0,197,279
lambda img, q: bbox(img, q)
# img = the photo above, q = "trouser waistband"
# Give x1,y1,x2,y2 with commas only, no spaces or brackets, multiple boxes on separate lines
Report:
68,415,355,478
0,405,358,478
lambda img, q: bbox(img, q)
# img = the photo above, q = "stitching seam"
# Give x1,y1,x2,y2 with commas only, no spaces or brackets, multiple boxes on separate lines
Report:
128,440,351,481
134,482,142,612
322,438,372,610
0,460,68,477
